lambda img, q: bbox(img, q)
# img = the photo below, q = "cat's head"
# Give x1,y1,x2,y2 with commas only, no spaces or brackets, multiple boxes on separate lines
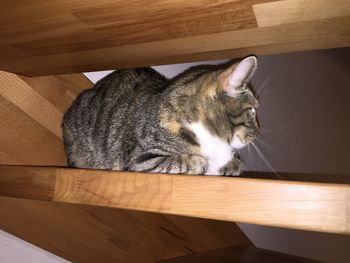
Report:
217,56,259,149
162,56,259,150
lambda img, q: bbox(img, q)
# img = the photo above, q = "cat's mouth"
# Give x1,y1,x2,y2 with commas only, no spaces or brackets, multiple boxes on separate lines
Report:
231,131,257,149
244,132,257,143
231,134,246,149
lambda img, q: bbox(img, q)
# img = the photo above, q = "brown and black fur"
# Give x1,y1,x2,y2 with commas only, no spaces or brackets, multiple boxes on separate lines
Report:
62,58,259,175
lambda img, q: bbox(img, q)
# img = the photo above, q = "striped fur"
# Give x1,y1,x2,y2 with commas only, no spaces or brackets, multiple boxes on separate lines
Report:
62,57,259,176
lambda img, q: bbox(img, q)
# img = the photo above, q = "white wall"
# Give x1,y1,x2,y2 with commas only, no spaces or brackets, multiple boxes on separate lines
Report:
0,230,69,263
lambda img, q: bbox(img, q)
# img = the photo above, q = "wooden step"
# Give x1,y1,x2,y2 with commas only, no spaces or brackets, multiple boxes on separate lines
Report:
0,165,349,234
0,0,349,76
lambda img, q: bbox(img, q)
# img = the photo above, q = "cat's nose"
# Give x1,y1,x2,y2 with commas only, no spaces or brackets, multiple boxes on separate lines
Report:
252,98,259,108
251,108,256,117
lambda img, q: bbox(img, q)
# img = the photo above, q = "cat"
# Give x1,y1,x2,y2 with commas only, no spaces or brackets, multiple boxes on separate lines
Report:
62,56,259,176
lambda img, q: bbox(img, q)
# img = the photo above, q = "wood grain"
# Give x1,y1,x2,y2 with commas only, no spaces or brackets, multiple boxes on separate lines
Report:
0,197,250,263
158,245,319,263
0,71,64,138
0,165,349,235
0,95,66,165
0,0,348,76
72,0,257,46
0,166,55,200
253,0,350,27
20,73,91,112
0,70,91,166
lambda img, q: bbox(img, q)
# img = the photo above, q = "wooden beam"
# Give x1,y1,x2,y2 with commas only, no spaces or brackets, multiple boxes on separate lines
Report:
0,0,349,76
0,197,250,263
157,245,318,263
0,165,349,234
0,70,91,166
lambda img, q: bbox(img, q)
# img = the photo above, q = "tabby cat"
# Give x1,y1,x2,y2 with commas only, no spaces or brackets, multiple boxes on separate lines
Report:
62,56,259,176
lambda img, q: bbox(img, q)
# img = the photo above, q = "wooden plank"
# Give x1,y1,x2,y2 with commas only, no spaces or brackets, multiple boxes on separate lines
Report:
3,17,350,76
20,74,90,113
0,151,24,165
0,71,64,138
0,197,250,263
253,0,350,27
157,245,319,263
0,70,92,166
0,0,349,76
0,165,349,234
0,166,55,200
72,0,257,45
0,96,67,165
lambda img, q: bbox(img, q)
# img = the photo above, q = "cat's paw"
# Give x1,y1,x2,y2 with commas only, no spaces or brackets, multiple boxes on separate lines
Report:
219,157,241,176
186,155,208,175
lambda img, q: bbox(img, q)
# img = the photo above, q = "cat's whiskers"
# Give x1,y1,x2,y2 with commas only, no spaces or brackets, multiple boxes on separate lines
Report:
251,141,283,179
253,143,263,171
259,125,286,134
258,88,274,100
255,77,270,97
254,73,280,98
251,141,274,175
257,89,275,102
246,144,256,171
255,137,281,160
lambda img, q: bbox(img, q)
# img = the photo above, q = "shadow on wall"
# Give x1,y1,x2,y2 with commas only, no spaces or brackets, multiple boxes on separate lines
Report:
241,47,350,183
239,47,350,263
239,223,350,263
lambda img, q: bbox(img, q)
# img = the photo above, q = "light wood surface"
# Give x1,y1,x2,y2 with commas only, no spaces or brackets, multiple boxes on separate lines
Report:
0,0,349,76
0,70,91,166
0,197,250,263
1,165,349,235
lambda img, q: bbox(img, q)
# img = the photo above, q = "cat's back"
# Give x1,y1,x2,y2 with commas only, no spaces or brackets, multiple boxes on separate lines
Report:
64,67,167,123
99,67,167,96
62,67,167,168
84,66,166,97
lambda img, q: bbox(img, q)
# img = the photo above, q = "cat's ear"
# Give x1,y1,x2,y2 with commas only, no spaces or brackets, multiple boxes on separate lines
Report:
218,56,257,96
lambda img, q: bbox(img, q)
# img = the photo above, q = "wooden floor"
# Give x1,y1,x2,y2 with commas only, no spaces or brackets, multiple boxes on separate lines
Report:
0,0,349,76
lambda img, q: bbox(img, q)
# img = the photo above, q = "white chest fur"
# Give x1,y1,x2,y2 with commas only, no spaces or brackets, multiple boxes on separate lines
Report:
186,122,233,175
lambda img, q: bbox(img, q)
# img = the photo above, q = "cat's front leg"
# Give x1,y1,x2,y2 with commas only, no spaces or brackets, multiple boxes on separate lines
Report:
129,154,208,175
219,156,241,176
183,154,208,174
